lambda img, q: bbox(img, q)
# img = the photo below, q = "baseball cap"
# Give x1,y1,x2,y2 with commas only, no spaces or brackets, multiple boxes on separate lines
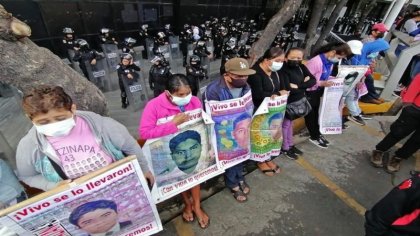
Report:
347,40,363,55
225,58,256,76
372,23,388,33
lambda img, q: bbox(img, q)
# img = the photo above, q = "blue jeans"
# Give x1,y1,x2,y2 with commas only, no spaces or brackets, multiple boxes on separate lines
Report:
345,89,361,116
361,74,380,101
224,163,244,189
410,56,420,80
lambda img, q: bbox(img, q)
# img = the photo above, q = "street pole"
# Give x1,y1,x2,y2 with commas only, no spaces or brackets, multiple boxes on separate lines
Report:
383,0,406,30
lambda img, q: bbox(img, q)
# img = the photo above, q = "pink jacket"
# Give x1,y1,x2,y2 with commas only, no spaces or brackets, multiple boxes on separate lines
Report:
139,92,202,139
305,55,333,91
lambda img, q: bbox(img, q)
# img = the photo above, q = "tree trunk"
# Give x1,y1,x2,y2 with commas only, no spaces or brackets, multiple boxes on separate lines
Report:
303,0,328,56
355,0,378,33
313,0,349,52
248,0,303,66
0,5,108,115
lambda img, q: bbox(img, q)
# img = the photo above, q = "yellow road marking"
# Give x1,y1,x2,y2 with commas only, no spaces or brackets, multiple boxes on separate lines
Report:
296,157,367,216
173,216,195,236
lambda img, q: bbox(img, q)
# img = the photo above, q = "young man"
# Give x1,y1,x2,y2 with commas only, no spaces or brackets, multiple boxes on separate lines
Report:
203,57,255,202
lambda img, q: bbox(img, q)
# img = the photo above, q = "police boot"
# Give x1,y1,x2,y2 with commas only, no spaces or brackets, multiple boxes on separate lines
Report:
122,97,128,109
370,150,384,168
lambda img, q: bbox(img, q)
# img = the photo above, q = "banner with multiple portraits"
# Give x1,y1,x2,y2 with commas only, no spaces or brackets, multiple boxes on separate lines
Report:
205,91,254,169
250,95,288,162
142,109,224,203
0,157,162,236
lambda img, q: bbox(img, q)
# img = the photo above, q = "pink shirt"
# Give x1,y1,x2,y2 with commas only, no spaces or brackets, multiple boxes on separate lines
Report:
47,117,113,179
139,92,202,139
305,55,333,91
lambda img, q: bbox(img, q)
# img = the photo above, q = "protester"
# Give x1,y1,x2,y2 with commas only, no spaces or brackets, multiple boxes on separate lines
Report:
247,48,288,174
139,74,209,228
16,85,154,191
278,47,316,159
0,159,27,210
203,58,255,202
305,42,352,148
365,173,420,236
370,73,420,173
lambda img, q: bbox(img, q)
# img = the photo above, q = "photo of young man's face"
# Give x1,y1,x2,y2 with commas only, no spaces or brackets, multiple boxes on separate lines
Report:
77,208,118,234
232,115,251,150
269,117,282,141
171,138,202,174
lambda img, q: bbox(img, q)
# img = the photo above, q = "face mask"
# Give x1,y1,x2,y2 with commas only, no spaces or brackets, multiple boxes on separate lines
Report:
35,116,76,137
270,61,283,71
286,60,302,67
229,77,248,88
171,93,192,106
328,57,340,63
367,52,379,59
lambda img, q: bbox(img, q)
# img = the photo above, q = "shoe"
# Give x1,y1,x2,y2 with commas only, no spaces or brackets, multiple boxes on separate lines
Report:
377,97,385,103
386,156,403,173
363,98,382,104
122,103,128,109
309,137,328,149
342,124,349,130
282,149,299,160
392,90,401,97
360,114,373,120
370,150,384,168
290,146,303,155
347,115,366,126
319,135,330,145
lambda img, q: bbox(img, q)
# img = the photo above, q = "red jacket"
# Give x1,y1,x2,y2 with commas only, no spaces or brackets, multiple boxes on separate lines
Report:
401,73,420,109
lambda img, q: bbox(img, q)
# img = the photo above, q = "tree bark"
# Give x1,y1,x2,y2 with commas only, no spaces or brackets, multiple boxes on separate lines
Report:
355,0,378,33
248,0,303,66
0,5,108,115
313,0,349,52
303,0,328,56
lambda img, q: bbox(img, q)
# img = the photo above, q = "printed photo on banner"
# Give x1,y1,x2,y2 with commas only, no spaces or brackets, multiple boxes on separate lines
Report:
319,77,345,134
142,109,223,203
205,91,254,169
0,157,162,236
250,95,288,162
336,65,369,97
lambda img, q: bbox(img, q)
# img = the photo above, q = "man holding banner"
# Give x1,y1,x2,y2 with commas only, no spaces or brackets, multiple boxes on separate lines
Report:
203,58,255,203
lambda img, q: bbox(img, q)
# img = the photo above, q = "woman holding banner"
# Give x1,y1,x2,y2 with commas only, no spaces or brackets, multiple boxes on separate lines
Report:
16,86,154,191
139,74,210,229
247,48,288,175
278,47,316,159
305,42,352,148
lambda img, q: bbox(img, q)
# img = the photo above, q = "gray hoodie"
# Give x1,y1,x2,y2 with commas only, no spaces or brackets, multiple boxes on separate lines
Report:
16,110,150,191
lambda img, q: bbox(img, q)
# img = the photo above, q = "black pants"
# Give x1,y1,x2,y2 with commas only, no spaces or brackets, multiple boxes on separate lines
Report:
118,78,127,104
304,90,323,140
376,106,420,159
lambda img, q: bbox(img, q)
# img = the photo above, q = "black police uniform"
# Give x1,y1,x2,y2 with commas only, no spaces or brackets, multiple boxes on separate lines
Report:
117,63,141,108
149,63,172,97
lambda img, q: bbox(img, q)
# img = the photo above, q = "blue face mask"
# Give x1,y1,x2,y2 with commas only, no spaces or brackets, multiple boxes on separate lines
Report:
367,52,379,59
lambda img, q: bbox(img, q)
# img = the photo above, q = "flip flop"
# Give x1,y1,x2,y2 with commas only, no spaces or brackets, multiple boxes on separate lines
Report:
193,208,210,229
266,160,281,174
239,181,250,195
182,211,194,223
257,162,275,176
231,188,247,202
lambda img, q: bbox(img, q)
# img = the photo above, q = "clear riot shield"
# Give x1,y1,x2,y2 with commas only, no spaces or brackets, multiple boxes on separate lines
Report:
145,38,154,59
239,32,249,46
169,36,180,57
67,49,83,74
84,59,112,92
158,44,172,63
100,44,119,71
187,43,194,65
119,72,148,111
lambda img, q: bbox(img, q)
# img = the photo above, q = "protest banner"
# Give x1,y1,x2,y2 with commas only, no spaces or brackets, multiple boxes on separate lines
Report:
250,95,288,162
337,65,369,97
205,91,254,169
0,157,162,236
319,78,345,135
142,109,223,203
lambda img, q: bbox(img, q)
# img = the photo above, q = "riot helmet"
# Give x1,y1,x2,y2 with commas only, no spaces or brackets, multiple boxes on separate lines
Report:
74,39,89,50
63,27,74,34
226,37,237,48
189,55,201,67
157,32,166,39
121,53,133,61
124,37,136,46
141,24,148,30
165,24,171,30
184,24,190,30
100,28,110,35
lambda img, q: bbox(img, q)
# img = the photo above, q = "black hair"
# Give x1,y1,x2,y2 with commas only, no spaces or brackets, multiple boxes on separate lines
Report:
285,47,304,58
69,200,117,226
169,130,201,152
233,112,252,129
165,74,191,93
312,42,351,58
257,47,284,64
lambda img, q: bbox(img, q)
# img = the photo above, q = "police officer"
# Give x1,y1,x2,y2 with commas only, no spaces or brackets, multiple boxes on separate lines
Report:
180,24,193,67
153,31,168,56
220,37,239,75
193,40,211,58
72,39,99,79
186,55,208,96
139,24,150,59
149,56,172,97
164,24,175,37
99,28,118,45
62,27,76,50
117,53,141,108
214,26,228,59
122,37,136,55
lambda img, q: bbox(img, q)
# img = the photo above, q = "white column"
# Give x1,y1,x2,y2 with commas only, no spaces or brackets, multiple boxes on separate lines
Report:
383,0,407,29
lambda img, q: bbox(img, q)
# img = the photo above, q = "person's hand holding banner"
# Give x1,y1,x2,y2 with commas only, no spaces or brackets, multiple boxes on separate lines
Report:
172,113,189,125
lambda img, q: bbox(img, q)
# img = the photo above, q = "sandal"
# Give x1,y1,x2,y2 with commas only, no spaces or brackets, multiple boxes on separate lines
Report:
231,188,247,202
182,211,194,223
239,181,250,195
266,160,281,174
257,162,275,176
193,208,210,229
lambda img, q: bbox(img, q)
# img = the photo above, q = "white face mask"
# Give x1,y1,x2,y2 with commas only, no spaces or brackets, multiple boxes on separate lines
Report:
35,116,76,137
270,61,284,71
171,93,192,106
